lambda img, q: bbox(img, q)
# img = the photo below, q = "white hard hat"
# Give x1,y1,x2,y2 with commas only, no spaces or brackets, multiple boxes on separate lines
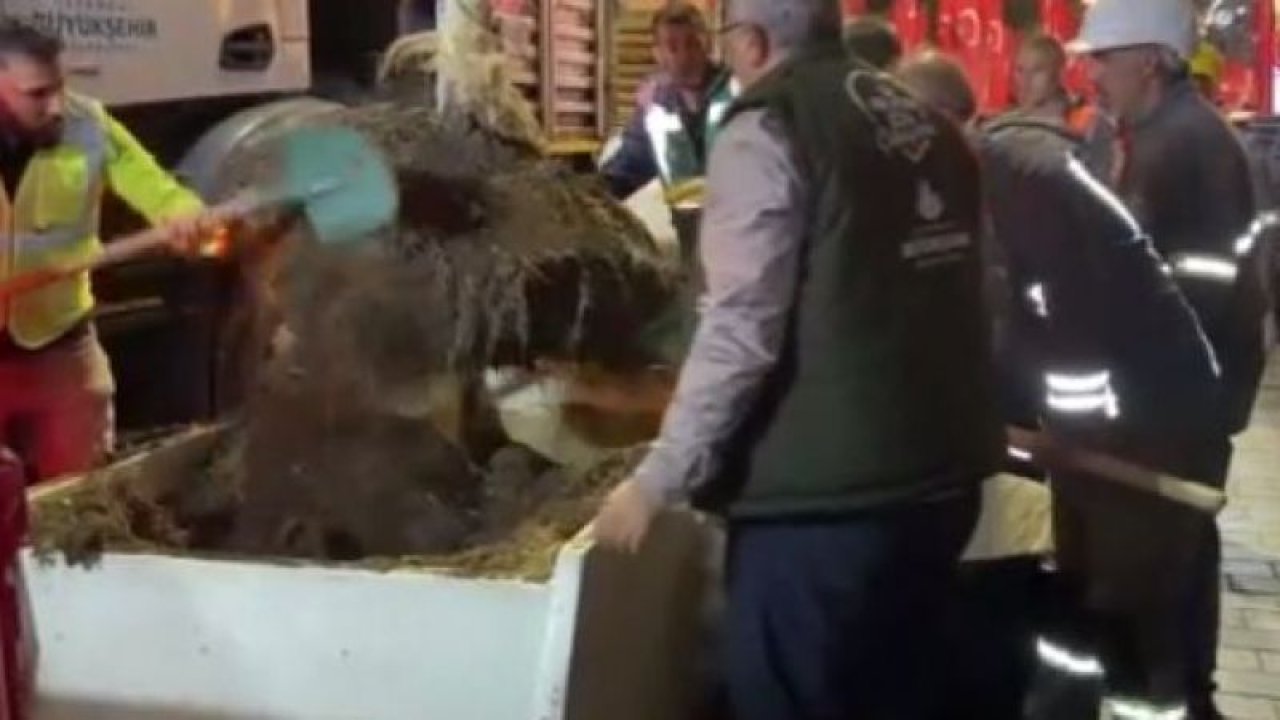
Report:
1068,0,1198,60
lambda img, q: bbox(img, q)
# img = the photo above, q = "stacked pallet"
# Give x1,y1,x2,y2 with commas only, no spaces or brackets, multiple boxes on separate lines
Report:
544,0,604,140
493,0,542,108
611,5,657,133
492,0,606,147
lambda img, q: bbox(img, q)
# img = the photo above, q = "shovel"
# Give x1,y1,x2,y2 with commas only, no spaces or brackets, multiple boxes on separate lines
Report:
0,125,398,301
1008,427,1227,515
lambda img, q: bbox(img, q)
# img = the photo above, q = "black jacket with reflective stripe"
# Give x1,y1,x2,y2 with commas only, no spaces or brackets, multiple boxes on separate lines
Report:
978,116,1221,440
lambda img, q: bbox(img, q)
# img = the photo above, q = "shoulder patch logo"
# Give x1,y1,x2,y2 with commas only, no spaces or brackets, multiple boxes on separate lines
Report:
917,180,944,221
844,70,937,164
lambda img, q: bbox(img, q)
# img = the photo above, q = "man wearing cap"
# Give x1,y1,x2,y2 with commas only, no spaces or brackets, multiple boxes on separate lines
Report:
590,0,1002,717
1065,1,1267,718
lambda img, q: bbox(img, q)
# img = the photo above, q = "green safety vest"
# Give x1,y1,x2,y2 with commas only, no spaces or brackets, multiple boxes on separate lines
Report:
705,49,1003,518
642,72,736,209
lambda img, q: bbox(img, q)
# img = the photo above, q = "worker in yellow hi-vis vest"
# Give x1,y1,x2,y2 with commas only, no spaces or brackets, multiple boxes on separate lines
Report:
0,19,213,483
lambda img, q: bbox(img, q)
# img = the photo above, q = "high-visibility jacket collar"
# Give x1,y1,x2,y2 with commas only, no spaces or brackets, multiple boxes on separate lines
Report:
0,95,109,349
642,69,736,207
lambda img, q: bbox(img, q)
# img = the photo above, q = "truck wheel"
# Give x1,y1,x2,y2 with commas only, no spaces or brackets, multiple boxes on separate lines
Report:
176,97,344,200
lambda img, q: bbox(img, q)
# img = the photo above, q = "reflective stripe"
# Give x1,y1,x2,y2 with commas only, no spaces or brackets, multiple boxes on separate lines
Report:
1025,282,1048,318
1007,445,1033,462
1046,370,1110,393
1045,370,1120,419
12,228,82,254
1036,637,1104,677
1163,210,1278,284
1104,698,1187,720
11,101,108,256
1064,153,1143,241
1047,393,1120,417
644,105,684,187
706,96,732,130
1234,210,1278,256
1169,253,1238,282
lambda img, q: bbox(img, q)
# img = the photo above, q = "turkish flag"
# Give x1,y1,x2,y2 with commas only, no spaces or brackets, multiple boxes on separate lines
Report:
891,0,928,50
1039,0,1093,101
983,0,1013,111
1039,0,1078,40
1219,62,1255,112
1258,0,1275,113
937,0,987,104
842,0,867,18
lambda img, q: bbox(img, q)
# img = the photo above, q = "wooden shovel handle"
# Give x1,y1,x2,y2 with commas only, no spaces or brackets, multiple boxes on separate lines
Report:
0,224,178,302
0,198,249,302
1007,427,1227,515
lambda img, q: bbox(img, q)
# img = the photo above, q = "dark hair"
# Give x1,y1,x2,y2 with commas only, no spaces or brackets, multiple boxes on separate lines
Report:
0,18,62,65
897,49,978,123
843,16,902,70
650,2,708,37
1019,33,1067,72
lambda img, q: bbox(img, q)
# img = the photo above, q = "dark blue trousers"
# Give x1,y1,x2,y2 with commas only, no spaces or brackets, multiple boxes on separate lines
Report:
723,489,980,720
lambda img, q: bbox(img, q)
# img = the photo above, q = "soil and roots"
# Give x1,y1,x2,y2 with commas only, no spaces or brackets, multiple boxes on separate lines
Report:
32,38,678,576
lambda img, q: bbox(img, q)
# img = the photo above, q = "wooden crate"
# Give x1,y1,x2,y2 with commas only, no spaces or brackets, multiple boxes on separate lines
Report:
492,0,608,148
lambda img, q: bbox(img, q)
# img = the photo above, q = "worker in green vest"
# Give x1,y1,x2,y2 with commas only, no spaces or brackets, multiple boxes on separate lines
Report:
591,0,1003,716
601,2,734,280
0,19,213,483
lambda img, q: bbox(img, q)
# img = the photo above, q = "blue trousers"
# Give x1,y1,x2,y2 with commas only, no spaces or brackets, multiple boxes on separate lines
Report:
723,489,980,720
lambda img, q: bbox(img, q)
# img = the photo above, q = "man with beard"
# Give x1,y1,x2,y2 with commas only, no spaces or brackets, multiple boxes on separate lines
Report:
0,19,213,483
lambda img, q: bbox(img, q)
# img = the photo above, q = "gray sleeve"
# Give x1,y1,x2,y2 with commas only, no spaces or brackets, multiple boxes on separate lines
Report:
632,109,807,502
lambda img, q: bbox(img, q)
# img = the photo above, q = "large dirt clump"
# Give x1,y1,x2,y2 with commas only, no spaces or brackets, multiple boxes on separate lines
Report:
33,98,677,575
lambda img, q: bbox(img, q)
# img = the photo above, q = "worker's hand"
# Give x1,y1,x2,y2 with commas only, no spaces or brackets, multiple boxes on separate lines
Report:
591,478,663,554
161,209,233,258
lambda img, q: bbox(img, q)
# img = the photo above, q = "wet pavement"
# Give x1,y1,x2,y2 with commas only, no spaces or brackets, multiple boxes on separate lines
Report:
1216,353,1280,718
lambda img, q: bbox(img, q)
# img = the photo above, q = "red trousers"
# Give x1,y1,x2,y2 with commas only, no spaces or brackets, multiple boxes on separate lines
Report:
0,330,114,483
0,447,34,720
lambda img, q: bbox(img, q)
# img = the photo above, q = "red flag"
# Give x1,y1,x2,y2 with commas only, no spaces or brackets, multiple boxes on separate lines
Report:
982,0,1013,111
1258,0,1275,114
1039,0,1078,41
842,0,867,18
1039,0,1093,102
1219,62,1255,113
936,0,957,49
937,0,987,106
891,0,928,50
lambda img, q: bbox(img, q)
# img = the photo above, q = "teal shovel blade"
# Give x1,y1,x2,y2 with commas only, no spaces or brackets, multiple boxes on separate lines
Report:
273,125,399,246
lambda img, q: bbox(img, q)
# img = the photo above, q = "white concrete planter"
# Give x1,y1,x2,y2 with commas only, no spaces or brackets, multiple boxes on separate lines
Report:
21,431,713,720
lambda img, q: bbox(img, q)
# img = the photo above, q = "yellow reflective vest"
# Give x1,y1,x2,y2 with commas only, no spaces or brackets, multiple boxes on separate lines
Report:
0,93,204,349
642,72,736,210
